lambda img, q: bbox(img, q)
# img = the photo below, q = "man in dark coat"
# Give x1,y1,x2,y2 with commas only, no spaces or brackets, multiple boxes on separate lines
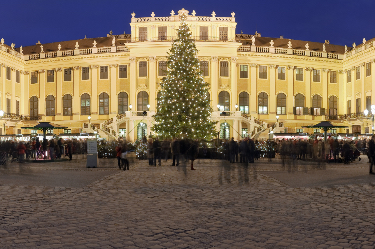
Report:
368,135,375,174
229,137,237,163
171,138,180,166
153,137,161,166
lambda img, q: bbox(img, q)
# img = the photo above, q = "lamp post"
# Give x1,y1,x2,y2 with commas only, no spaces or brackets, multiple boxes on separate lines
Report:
129,104,132,111
235,104,238,111
88,115,91,124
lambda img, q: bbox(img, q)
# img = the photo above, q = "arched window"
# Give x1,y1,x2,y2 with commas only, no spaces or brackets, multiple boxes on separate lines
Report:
218,91,230,111
81,93,90,115
137,91,149,112
118,92,128,114
276,93,286,115
30,96,38,119
329,96,338,117
137,122,147,140
312,95,322,115
99,92,109,115
219,122,230,140
294,94,305,115
46,95,55,116
63,94,72,116
239,92,249,114
258,92,268,114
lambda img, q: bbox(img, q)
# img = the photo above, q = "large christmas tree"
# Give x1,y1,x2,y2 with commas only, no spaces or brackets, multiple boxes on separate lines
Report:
152,15,217,140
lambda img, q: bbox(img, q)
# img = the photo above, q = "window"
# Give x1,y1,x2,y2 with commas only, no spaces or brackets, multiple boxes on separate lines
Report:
219,27,228,41
139,61,147,77
6,98,10,114
119,65,127,78
330,71,337,83
240,65,248,78
218,91,230,111
200,26,208,40
313,69,320,82
45,70,54,82
366,96,371,112
100,66,108,79
81,93,90,115
16,100,19,115
220,61,229,77
329,96,338,116
331,129,337,134
137,122,147,140
356,98,361,114
99,92,109,115
46,95,55,116
16,70,20,83
139,27,147,41
30,96,38,118
31,71,38,84
276,93,286,115
356,66,360,80
347,100,351,115
82,67,89,80
294,94,305,115
258,92,268,114
366,62,371,77
239,92,249,114
64,68,72,81
119,128,126,137
278,67,285,80
63,94,72,116
312,95,322,116
64,129,71,134
295,68,303,81
137,91,149,113
241,128,248,138
158,26,167,41
118,92,128,114
6,67,11,80
158,61,167,77
314,128,320,133
219,123,230,140
347,70,351,83
259,66,267,79
296,128,303,133
200,61,209,77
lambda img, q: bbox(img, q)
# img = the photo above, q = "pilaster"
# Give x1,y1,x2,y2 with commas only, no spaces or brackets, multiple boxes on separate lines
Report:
361,63,365,113
250,64,257,115
20,71,26,115
91,65,98,116
110,64,117,115
211,56,218,108
56,68,63,118
149,56,156,111
269,65,276,117
39,69,45,116
351,68,355,115
305,67,312,113
338,70,346,115
11,68,16,113
322,68,328,112
73,66,80,117
372,61,375,105
287,65,294,118
2,66,5,111
130,57,136,111
230,57,237,111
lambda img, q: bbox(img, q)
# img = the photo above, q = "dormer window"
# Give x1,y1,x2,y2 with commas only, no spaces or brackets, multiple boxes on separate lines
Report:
139,27,147,41
158,26,167,41
219,27,228,41
200,27,208,40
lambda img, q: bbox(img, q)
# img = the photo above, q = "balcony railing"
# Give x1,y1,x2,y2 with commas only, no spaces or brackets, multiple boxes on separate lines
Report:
131,36,232,42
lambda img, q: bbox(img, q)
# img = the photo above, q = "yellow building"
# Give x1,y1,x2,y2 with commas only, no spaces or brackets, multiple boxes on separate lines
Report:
0,8,374,141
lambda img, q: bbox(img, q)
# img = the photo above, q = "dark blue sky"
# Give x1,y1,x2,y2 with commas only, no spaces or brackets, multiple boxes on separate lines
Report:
1,0,373,48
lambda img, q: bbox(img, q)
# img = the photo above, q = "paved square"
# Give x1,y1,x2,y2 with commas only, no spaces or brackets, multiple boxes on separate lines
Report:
1,158,375,248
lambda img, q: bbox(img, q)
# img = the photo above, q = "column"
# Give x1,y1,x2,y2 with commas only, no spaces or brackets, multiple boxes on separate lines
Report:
129,57,136,111
250,64,257,115
128,120,135,142
338,70,346,115
305,68,311,113
20,71,26,115
351,68,355,116
149,57,156,111
322,68,328,115
287,65,294,118
56,68,63,118
233,119,238,140
91,65,98,117
230,57,237,111
238,120,242,139
110,64,117,115
269,65,276,117
211,56,218,108
73,67,80,117
371,61,375,105
39,70,45,116
2,66,5,111
361,63,365,112
11,68,16,113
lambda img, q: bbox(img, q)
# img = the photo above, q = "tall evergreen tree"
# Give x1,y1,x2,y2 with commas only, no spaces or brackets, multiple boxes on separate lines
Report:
152,15,217,140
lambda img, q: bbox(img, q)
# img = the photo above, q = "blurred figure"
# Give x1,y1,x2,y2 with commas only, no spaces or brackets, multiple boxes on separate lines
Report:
171,138,180,166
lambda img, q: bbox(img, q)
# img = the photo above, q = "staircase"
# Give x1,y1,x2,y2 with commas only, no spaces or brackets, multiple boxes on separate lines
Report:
99,114,127,140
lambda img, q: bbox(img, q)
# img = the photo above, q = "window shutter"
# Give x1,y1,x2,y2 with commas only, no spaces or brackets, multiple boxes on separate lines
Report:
303,107,309,115
321,108,325,116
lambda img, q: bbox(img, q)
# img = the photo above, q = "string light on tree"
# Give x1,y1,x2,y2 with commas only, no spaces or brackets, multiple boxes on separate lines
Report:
152,14,217,139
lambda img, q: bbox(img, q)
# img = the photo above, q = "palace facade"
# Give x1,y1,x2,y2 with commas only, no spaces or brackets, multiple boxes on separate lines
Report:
0,8,374,141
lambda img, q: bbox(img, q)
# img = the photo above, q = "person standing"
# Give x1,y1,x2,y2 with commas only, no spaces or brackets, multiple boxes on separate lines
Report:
162,139,170,162
187,139,198,170
171,138,180,166
49,139,55,161
147,138,154,166
368,135,375,174
115,143,122,169
229,137,237,163
67,140,73,161
153,137,161,166
17,142,26,163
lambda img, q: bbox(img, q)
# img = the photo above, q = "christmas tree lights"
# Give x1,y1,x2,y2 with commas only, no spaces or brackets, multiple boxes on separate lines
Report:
152,15,217,140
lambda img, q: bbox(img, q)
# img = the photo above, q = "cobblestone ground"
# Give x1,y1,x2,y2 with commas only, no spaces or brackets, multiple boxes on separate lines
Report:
1,158,375,248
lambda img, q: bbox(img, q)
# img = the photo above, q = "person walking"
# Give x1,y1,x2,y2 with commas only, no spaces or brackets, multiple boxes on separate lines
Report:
115,143,122,169
229,137,237,163
49,139,55,161
153,137,161,166
171,138,180,166
368,135,375,174
187,139,199,170
17,142,26,163
162,139,170,162
67,140,73,161
147,138,154,166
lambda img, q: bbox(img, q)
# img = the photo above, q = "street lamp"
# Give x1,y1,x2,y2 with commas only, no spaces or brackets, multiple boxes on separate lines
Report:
147,104,150,110
88,115,91,124
129,104,132,110
235,104,238,110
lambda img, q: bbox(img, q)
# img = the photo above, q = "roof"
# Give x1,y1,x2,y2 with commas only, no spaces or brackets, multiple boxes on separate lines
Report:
236,34,346,53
